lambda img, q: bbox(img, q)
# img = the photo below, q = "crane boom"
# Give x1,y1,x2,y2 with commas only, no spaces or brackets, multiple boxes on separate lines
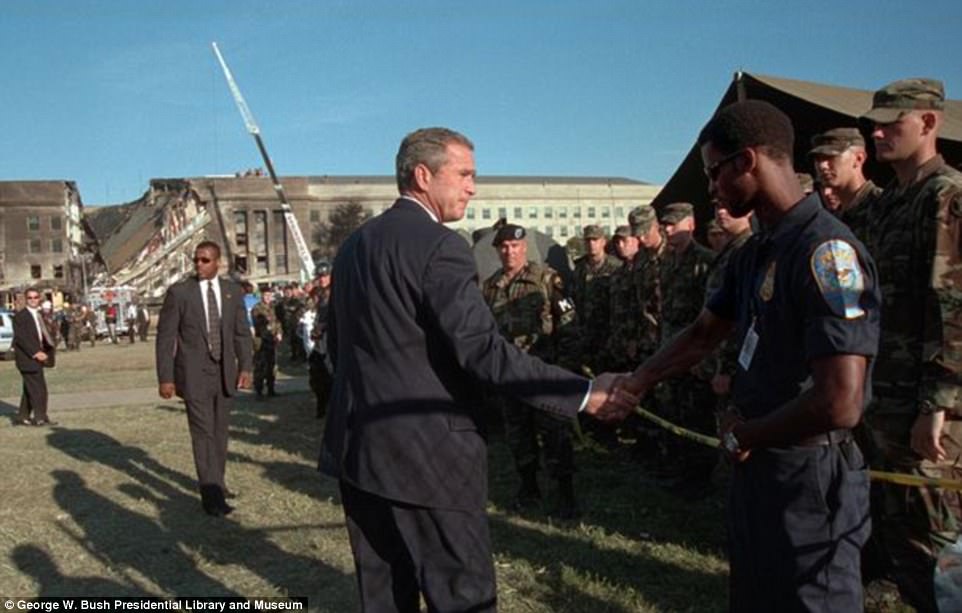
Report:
211,42,315,281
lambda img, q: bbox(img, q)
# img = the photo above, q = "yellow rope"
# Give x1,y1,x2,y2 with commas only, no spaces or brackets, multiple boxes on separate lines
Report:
631,406,962,491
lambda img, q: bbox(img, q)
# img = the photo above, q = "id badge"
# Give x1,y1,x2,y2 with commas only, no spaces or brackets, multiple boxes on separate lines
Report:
738,321,759,371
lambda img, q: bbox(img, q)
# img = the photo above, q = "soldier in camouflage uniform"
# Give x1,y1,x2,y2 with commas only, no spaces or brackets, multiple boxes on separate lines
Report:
857,78,962,612
251,288,283,398
606,225,644,372
482,224,580,518
656,202,716,489
629,206,667,363
283,285,308,363
808,127,882,242
309,262,333,418
67,303,84,351
570,224,619,373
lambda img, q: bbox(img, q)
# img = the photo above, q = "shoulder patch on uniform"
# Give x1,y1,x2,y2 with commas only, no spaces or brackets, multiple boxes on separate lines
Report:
810,240,866,319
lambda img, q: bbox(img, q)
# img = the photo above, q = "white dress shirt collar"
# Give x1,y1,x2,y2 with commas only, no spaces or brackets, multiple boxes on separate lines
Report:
399,195,439,223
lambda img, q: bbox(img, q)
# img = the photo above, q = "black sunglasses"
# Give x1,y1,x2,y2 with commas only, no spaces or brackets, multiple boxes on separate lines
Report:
704,149,746,181
193,257,213,264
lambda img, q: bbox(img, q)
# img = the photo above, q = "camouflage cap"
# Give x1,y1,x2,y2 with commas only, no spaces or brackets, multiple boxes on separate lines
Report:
809,127,865,156
315,260,332,276
861,78,945,124
658,202,694,225
583,224,605,240
492,223,526,246
613,225,632,238
628,205,657,235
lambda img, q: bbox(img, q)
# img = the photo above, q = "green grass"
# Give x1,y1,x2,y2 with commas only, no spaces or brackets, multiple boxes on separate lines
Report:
0,342,733,611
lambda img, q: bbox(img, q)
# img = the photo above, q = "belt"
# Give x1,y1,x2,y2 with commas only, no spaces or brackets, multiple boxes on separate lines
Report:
796,429,852,447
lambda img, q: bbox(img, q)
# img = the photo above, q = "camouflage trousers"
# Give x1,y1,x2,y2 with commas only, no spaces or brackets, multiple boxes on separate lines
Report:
66,328,81,350
654,375,717,480
859,413,962,612
252,343,277,394
502,397,575,479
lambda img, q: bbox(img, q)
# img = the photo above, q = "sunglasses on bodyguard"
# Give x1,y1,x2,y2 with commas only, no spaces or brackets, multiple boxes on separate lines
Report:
703,149,747,181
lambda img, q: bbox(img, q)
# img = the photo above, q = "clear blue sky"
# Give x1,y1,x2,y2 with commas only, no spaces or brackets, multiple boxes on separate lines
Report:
2,0,960,205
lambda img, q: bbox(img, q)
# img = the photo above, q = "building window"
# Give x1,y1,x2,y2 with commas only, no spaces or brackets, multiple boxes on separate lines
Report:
234,211,248,249
587,207,596,218
50,216,62,231
546,226,554,237
272,211,289,275
560,226,569,237
309,209,321,223
253,211,268,274
482,208,492,220
572,208,581,219
29,239,42,253
31,265,42,279
601,208,610,218
513,207,522,220
497,207,507,220
559,208,567,219
545,207,553,219
51,238,63,253
604,224,612,234
466,208,475,220
528,207,537,219
27,216,40,232
615,207,625,219
53,265,64,279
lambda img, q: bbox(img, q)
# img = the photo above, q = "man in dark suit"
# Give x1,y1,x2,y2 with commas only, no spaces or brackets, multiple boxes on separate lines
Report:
319,127,635,612
156,241,253,516
13,288,56,426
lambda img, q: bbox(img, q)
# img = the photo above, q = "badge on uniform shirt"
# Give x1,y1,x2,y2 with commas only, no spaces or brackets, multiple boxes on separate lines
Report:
759,261,776,302
810,240,866,319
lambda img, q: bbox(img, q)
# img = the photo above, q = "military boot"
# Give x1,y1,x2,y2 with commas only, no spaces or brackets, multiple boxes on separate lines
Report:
552,475,579,520
513,465,541,511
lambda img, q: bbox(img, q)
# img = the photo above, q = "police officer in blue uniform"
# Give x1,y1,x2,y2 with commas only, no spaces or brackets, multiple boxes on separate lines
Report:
620,100,881,611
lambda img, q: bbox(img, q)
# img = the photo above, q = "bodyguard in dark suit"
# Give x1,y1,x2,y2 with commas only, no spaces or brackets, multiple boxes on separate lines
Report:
13,288,56,426
156,241,253,516
319,127,635,612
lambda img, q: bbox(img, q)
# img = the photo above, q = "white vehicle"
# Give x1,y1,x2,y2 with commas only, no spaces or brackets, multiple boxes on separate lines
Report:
86,286,138,339
0,309,13,357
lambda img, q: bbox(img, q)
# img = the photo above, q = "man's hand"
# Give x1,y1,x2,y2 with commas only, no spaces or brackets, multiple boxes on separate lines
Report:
911,410,947,462
158,382,176,399
585,372,639,423
33,351,49,363
237,370,253,390
717,408,751,464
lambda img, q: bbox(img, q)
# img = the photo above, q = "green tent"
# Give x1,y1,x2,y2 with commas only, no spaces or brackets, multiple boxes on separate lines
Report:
652,72,962,220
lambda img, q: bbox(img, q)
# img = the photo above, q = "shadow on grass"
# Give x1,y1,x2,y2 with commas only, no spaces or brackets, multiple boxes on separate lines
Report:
12,544,141,597
45,430,353,600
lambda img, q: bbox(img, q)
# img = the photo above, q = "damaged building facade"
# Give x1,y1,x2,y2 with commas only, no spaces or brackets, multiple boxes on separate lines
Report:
0,181,88,307
83,174,658,301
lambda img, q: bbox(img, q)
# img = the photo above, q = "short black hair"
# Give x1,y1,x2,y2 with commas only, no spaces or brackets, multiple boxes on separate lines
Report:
195,240,221,258
697,100,795,161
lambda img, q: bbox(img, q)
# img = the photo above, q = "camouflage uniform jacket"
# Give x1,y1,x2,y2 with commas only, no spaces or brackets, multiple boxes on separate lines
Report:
606,254,644,365
839,179,883,246
631,237,668,359
482,261,577,367
659,240,714,344
251,302,281,351
705,228,753,378
865,155,962,415
570,254,620,357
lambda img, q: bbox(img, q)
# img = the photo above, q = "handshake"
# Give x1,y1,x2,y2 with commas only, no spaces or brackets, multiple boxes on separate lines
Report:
584,372,643,423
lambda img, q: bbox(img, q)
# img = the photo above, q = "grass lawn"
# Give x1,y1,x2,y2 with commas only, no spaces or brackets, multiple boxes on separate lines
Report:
0,342,732,611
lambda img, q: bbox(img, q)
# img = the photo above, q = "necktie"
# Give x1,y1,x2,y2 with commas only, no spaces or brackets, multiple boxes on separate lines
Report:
35,313,52,347
206,281,222,361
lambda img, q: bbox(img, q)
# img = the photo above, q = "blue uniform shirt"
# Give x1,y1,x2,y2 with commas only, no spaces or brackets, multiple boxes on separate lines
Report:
706,194,881,420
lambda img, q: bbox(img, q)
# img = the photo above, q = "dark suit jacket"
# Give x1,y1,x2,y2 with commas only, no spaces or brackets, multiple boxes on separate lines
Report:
13,308,54,373
155,276,253,401
319,198,589,511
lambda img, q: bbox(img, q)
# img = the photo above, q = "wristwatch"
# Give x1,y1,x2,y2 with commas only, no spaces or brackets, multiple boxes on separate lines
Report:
722,430,741,455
